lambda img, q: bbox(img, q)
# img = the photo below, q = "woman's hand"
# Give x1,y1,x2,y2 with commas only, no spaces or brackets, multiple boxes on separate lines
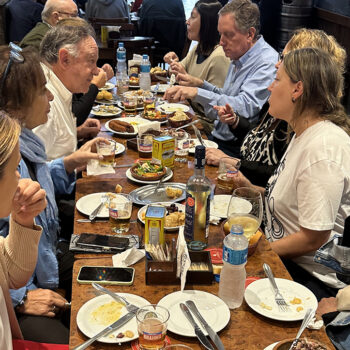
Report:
176,73,203,87
63,137,109,173
11,179,47,228
214,104,238,126
163,51,179,63
206,148,231,166
18,289,68,318
169,61,186,76
77,118,101,140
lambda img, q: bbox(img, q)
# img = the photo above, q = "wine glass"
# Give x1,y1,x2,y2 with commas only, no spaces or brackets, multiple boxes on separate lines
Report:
226,187,263,240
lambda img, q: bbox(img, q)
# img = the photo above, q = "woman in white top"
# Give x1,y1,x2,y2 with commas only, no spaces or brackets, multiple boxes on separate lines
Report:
235,47,350,300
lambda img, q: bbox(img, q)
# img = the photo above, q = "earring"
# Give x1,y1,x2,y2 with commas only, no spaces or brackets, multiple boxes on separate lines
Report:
292,97,295,103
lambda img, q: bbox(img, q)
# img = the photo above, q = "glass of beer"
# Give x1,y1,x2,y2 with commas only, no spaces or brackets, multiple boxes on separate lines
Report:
96,140,116,167
108,193,132,234
217,157,241,193
137,134,153,159
136,305,170,350
174,129,189,168
143,91,156,115
122,92,137,116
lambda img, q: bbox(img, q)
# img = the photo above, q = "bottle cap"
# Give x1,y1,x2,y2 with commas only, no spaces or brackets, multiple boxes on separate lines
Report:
230,224,244,235
194,145,205,168
142,54,148,60
118,42,124,48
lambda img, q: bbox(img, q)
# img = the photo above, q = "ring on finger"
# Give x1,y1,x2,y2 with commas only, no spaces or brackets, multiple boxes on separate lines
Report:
52,305,57,313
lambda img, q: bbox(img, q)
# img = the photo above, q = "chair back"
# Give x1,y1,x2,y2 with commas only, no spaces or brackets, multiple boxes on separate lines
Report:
109,23,135,39
88,17,129,35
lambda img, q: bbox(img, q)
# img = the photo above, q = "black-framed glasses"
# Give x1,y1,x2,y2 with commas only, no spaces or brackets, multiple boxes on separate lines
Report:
0,42,24,94
58,11,78,17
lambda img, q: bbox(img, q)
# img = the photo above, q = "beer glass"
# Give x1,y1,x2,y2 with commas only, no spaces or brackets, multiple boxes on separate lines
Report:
96,140,116,167
137,134,153,159
143,91,156,115
174,129,189,168
108,193,132,233
136,305,170,350
123,92,137,116
217,157,241,193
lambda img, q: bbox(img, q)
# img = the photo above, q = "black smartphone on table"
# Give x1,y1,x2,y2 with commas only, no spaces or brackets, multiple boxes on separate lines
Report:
77,266,135,285
76,233,129,252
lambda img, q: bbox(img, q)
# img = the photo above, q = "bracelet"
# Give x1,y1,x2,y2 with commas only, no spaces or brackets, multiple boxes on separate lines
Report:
15,289,28,312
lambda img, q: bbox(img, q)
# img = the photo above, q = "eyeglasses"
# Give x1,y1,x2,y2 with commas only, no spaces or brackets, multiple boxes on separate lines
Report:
278,51,284,62
0,42,24,94
58,11,79,18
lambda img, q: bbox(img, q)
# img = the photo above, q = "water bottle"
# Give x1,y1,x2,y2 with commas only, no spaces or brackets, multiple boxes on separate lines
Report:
116,42,127,75
139,54,151,91
219,224,248,309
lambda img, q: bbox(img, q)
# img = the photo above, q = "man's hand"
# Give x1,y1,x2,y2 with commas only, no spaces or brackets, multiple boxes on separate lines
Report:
101,63,114,80
163,51,179,63
164,86,198,103
206,148,235,166
176,73,203,87
91,68,107,89
11,179,47,228
169,61,186,76
63,137,109,173
18,289,68,318
317,297,338,317
214,104,238,126
77,118,101,140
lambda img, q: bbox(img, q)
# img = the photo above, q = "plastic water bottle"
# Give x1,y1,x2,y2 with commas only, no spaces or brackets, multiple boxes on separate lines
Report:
219,224,248,309
139,54,151,91
116,42,127,75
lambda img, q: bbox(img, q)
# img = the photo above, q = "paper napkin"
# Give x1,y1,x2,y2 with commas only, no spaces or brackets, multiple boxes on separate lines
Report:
113,247,145,267
86,159,115,176
176,227,191,291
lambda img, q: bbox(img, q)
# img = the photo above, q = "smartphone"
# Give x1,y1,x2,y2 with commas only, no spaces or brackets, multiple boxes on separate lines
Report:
76,233,129,252
77,266,135,285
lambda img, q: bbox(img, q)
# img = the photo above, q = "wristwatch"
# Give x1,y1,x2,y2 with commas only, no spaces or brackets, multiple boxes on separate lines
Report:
15,289,28,312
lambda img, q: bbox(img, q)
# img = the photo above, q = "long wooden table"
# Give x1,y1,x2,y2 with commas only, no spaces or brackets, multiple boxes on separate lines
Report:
69,117,334,349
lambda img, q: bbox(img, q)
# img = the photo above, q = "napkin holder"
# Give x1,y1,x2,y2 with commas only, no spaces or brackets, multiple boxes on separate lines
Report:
145,251,213,285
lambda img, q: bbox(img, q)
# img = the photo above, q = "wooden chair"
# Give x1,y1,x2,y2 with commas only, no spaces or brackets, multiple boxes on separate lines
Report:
88,16,130,35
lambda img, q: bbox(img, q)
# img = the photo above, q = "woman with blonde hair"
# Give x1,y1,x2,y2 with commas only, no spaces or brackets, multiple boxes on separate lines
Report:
0,113,46,348
236,47,350,300
206,28,347,186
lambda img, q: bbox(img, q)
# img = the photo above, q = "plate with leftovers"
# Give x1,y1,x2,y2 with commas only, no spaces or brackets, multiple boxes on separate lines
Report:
156,103,190,114
91,104,122,117
114,142,126,156
117,101,144,111
189,139,218,153
157,290,230,337
138,202,185,231
77,293,150,343
126,166,173,185
151,84,169,93
99,82,115,91
105,117,150,136
244,278,318,321
95,90,118,105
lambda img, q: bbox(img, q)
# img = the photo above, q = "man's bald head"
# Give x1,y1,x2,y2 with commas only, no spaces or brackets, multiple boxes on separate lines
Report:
42,0,78,26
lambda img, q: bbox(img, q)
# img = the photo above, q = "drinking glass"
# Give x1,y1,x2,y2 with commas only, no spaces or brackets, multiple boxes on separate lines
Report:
136,305,170,350
217,157,241,193
96,140,116,167
116,75,129,97
226,187,263,240
108,193,132,234
174,129,189,168
137,134,153,159
123,92,137,116
143,91,156,115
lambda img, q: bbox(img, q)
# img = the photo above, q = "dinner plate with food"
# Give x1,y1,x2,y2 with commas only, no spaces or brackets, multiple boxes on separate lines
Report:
99,82,115,91
117,100,144,111
138,202,185,231
129,183,186,205
95,90,119,105
156,103,190,114
105,117,151,136
141,110,168,123
77,293,150,344
188,139,218,153
91,104,122,117
151,84,170,94
126,161,173,184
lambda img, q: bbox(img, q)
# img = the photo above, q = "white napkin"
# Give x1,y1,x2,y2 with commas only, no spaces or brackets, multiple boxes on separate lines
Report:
86,159,115,176
106,25,121,33
307,316,324,330
209,215,221,225
176,227,191,291
112,247,145,267
138,121,161,136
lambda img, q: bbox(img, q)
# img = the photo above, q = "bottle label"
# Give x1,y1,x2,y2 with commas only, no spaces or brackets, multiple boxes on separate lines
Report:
223,245,248,265
184,193,195,241
140,64,151,73
117,51,126,61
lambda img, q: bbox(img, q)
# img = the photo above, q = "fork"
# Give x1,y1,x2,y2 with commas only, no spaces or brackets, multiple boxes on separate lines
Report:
92,283,138,313
89,194,108,222
263,263,290,312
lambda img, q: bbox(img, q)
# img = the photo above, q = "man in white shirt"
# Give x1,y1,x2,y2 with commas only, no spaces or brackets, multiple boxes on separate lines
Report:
34,24,101,160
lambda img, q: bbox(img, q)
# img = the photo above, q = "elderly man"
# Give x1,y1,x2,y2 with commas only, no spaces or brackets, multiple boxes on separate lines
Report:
164,0,278,157
33,24,101,160
20,0,79,49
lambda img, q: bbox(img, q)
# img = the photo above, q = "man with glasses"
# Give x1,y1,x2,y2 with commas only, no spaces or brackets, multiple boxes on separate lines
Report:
20,0,78,50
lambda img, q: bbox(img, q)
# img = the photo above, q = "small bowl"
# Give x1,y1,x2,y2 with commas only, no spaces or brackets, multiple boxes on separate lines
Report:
273,338,329,350
222,219,262,256
167,112,192,128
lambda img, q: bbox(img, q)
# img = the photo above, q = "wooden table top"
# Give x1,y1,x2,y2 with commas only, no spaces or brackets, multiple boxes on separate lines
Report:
69,117,335,349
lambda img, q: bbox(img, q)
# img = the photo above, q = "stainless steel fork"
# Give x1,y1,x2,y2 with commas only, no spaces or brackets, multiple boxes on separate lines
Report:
263,263,290,312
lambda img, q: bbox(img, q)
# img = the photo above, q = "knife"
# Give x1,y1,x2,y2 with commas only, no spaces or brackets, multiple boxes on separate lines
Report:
180,303,214,350
186,300,225,350
88,194,108,221
192,124,206,147
175,119,199,131
72,311,136,350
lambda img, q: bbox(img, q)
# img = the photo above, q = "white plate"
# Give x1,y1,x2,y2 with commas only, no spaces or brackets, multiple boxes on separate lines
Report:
77,293,150,344
210,195,231,218
95,97,119,105
105,117,150,136
91,105,122,117
157,290,230,337
138,202,185,231
99,82,115,91
244,278,318,321
264,342,279,350
117,101,144,111
76,192,109,218
126,168,173,184
188,139,218,153
115,142,126,156
156,103,190,114
151,84,169,93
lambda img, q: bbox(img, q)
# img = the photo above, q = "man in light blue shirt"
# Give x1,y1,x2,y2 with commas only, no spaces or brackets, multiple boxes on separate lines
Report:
164,0,278,157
